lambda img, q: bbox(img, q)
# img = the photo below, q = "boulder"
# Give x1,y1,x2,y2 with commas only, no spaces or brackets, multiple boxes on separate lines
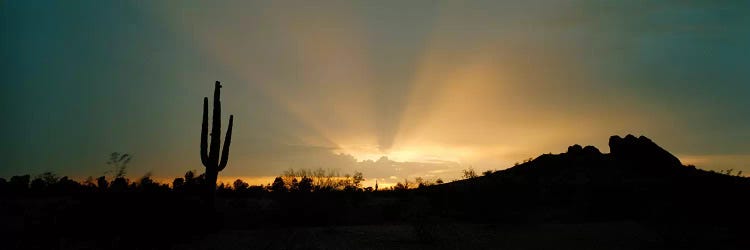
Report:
567,144,583,154
566,144,601,157
583,145,601,155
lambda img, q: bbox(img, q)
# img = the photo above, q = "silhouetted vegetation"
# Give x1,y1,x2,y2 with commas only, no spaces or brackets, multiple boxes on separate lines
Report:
3,135,750,249
106,152,131,179
462,167,477,179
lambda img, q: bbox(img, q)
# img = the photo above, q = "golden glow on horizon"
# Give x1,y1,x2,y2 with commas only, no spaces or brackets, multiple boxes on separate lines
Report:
213,176,399,189
127,176,399,190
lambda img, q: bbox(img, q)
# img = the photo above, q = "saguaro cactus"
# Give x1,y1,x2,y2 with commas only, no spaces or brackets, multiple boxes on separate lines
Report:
200,81,234,205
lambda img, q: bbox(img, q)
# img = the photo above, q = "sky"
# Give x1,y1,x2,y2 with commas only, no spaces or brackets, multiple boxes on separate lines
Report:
2,0,749,186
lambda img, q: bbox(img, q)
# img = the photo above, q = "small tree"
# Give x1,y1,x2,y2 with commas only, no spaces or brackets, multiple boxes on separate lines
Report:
462,167,477,179
353,171,365,189
106,152,131,179
341,174,357,192
415,177,435,188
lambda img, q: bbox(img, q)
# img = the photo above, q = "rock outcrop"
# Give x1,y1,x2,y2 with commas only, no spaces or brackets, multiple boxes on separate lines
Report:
567,144,584,154
566,144,601,156
583,145,601,155
608,134,682,167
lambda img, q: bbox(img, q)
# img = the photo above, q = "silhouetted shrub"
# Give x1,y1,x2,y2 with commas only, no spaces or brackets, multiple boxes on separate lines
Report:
462,167,478,179
110,177,130,192
172,177,184,191
233,179,249,192
183,170,206,194
290,177,299,191
9,175,30,192
283,168,363,192
247,185,265,193
394,178,410,191
138,172,163,192
96,176,109,190
83,176,96,189
217,183,231,193
271,177,287,192
298,176,313,192
40,172,59,184
30,177,46,191
54,176,80,192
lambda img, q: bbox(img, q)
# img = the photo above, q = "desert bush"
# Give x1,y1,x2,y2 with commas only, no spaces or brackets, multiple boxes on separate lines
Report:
463,167,478,179
233,179,249,192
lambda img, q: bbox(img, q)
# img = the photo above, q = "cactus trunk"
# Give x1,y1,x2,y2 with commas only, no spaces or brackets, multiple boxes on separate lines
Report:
200,81,234,209
205,169,218,199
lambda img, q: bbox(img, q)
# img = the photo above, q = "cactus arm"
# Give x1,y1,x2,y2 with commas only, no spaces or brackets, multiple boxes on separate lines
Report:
201,97,210,167
218,115,233,171
209,81,222,163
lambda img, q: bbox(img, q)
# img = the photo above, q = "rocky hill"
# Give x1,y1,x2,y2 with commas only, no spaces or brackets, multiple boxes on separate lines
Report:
427,135,750,225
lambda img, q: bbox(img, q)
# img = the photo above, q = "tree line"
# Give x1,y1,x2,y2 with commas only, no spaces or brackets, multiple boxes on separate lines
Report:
0,167,456,194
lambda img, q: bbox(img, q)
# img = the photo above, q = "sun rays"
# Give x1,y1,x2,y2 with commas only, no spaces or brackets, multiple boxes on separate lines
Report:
153,0,546,172
131,1,750,181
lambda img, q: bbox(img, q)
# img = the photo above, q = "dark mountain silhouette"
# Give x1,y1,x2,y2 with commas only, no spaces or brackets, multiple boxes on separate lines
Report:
433,134,738,189
608,134,682,168
427,135,750,227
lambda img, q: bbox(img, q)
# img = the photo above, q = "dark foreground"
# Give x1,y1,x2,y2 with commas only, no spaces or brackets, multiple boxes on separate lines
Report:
178,221,737,250
2,188,748,250
3,135,750,249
